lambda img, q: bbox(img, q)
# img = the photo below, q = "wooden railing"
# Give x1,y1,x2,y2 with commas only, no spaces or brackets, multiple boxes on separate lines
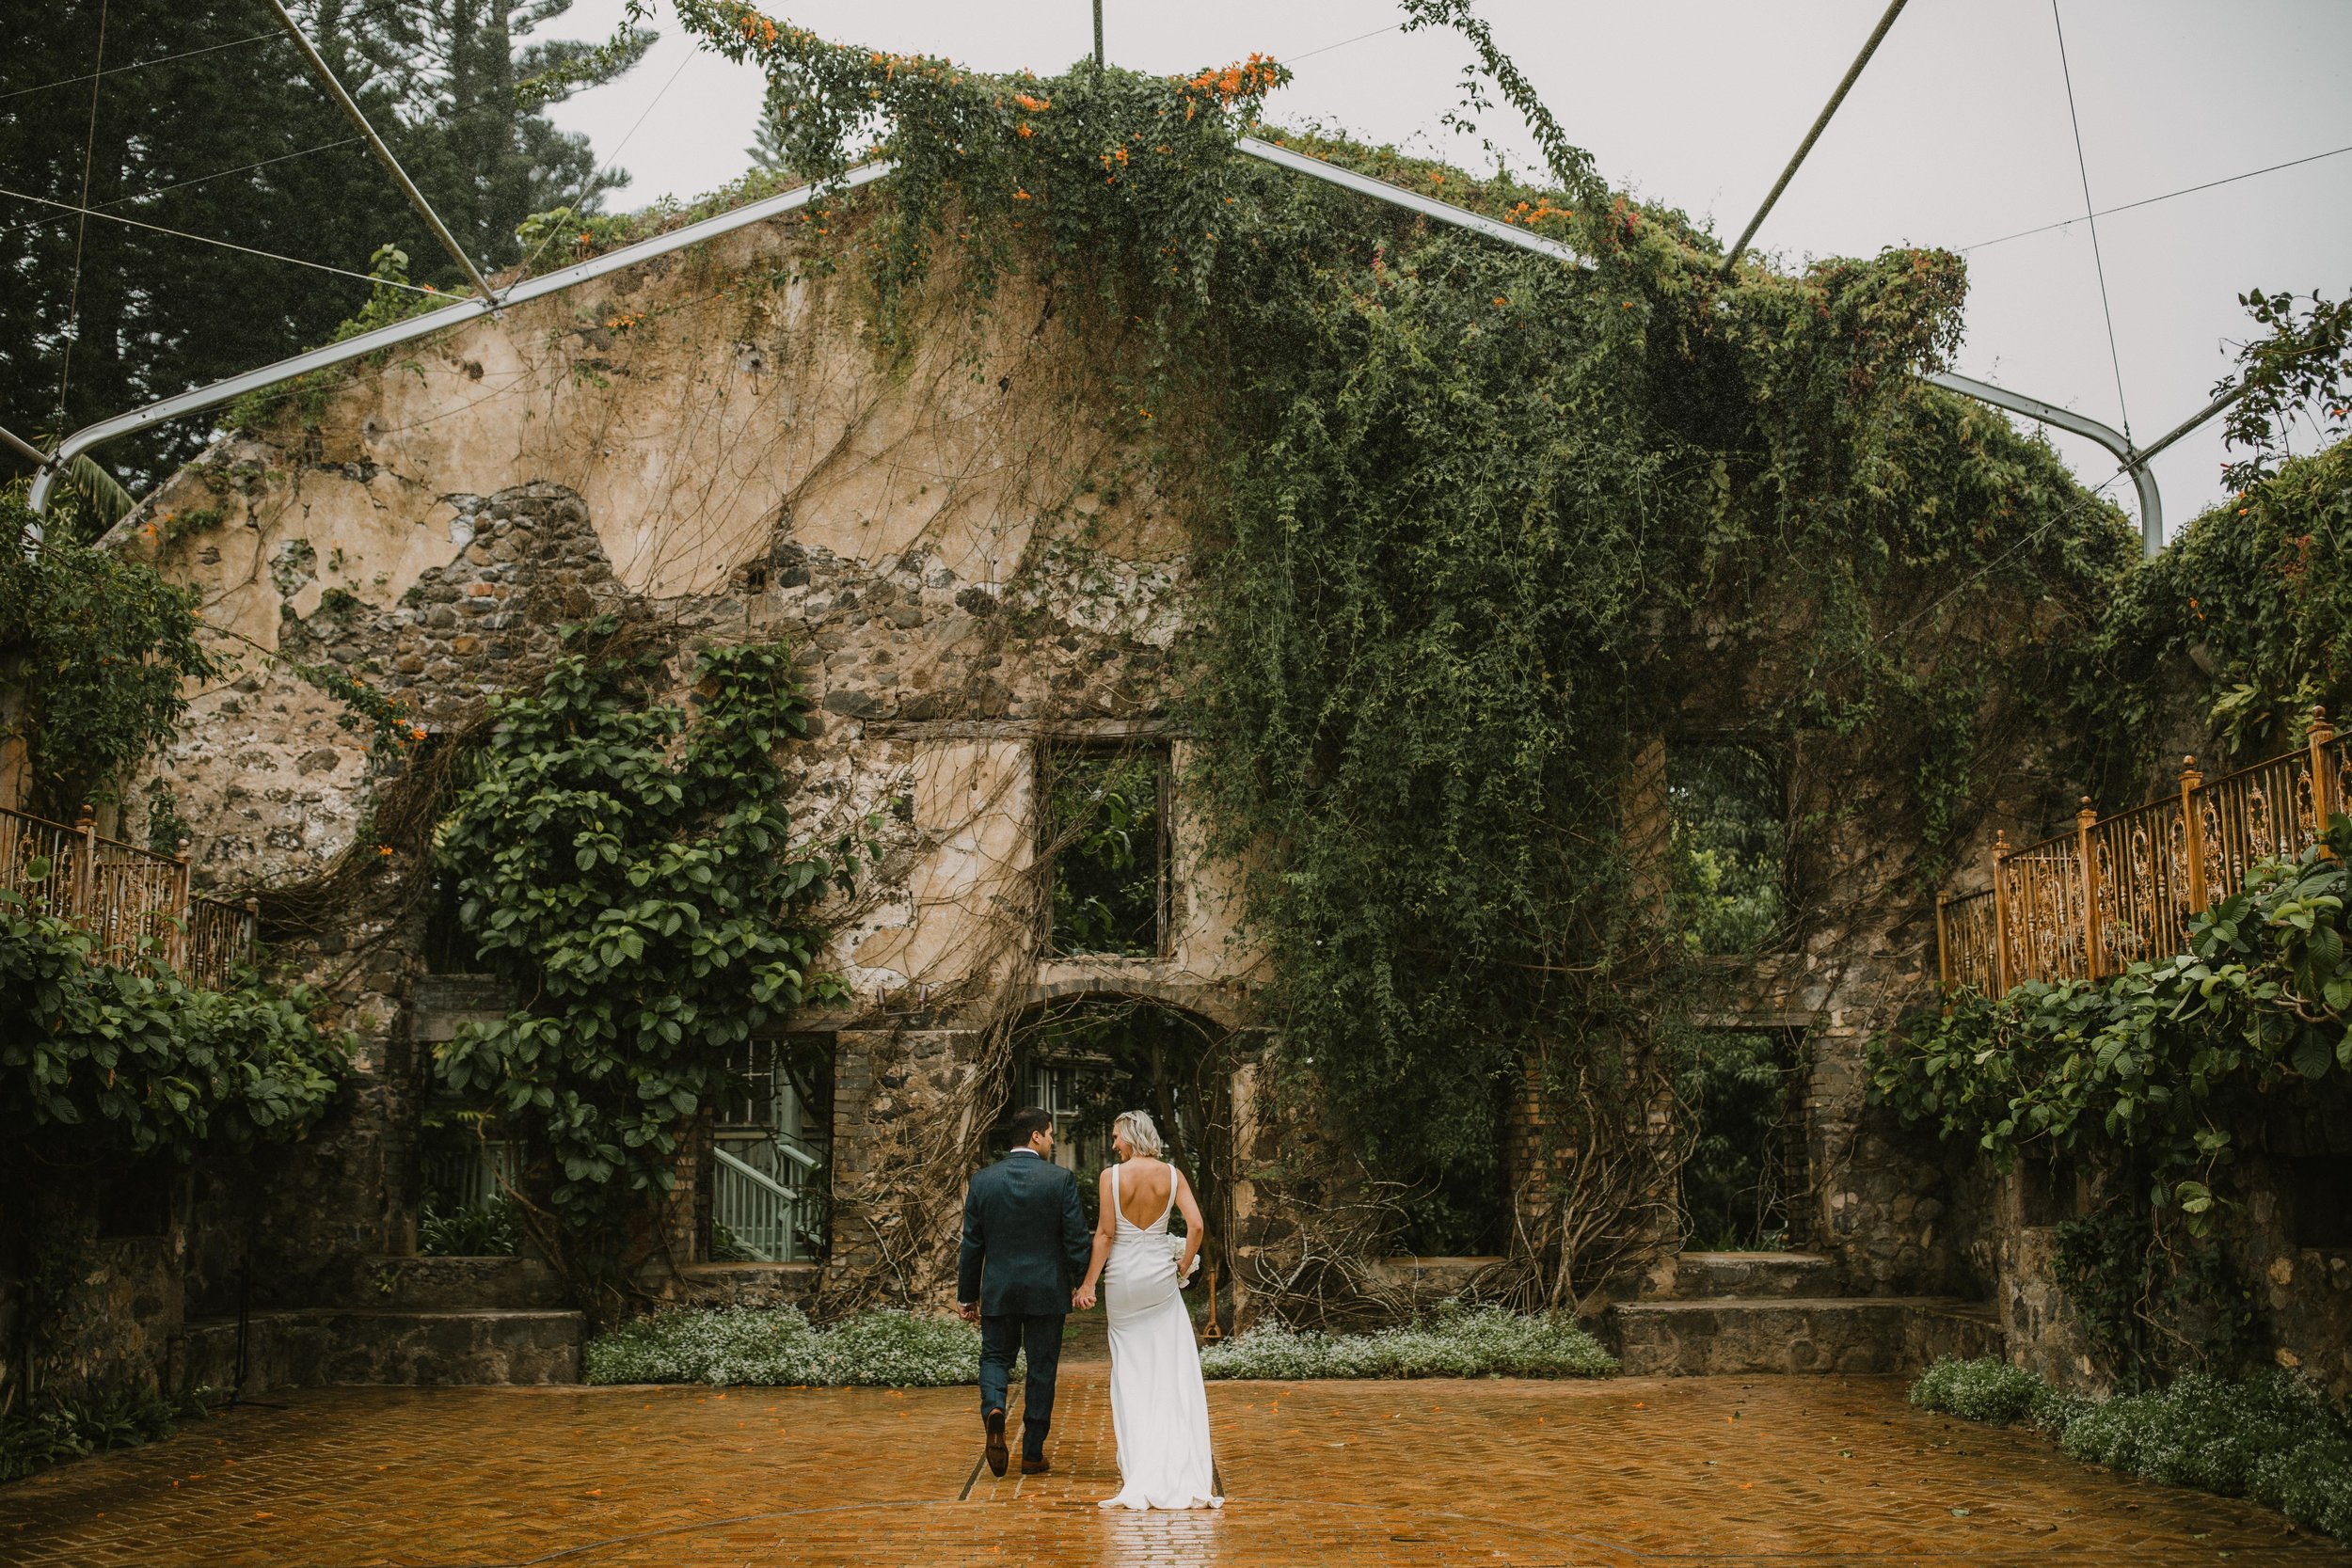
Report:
0,803,257,990
1938,708,2346,994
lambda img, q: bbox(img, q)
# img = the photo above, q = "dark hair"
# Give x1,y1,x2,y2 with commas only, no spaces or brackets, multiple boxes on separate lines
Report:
1007,1106,1054,1146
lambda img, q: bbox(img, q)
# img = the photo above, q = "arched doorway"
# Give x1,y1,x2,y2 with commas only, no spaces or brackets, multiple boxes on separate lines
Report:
1000,990,1240,1282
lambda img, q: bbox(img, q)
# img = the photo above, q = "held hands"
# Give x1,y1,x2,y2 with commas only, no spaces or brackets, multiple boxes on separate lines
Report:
1073,1284,1097,1311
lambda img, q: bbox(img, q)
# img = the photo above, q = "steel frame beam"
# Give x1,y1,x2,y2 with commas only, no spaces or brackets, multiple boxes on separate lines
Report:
1926,370,2161,554
1235,137,1584,266
0,423,47,471
260,0,500,304
24,162,896,518
26,133,2240,560
1721,0,1910,277
1239,139,2219,556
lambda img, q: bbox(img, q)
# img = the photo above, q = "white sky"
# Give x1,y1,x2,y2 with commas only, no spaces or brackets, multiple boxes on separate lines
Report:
544,0,2352,540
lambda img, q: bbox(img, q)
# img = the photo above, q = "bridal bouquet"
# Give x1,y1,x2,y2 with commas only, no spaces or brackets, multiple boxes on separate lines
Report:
1168,1233,1200,1286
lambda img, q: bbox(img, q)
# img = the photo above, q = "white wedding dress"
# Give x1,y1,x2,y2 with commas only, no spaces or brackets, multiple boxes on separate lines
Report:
1099,1162,1223,1511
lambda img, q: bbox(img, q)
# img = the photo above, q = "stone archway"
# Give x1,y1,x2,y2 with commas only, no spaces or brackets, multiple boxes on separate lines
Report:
1000,985,1250,1317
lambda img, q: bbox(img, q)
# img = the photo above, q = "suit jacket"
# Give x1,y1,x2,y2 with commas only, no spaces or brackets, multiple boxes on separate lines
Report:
958,1149,1092,1318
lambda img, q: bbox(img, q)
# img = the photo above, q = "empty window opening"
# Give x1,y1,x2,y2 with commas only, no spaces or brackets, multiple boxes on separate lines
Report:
2290,1156,2352,1249
94,1164,172,1239
422,870,485,974
1677,1027,1809,1250
1041,746,1168,958
418,1108,523,1256
707,1036,834,1263
1666,742,1788,956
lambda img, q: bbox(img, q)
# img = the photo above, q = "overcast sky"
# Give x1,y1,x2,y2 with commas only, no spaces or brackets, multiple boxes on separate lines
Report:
543,0,2352,541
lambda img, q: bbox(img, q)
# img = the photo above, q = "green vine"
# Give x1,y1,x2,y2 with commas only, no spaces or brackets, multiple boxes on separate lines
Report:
0,895,350,1164
433,629,850,1308
0,495,221,817
647,8,2138,1261
1868,817,2352,1229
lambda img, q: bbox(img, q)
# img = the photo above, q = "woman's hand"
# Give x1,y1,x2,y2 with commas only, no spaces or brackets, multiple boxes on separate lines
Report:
1073,1284,1097,1310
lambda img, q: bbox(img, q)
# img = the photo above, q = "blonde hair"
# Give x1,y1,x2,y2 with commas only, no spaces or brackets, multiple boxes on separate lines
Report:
1112,1109,1165,1158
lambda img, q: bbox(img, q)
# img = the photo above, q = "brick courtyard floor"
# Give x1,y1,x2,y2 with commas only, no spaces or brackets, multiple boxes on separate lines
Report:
2,1368,2345,1567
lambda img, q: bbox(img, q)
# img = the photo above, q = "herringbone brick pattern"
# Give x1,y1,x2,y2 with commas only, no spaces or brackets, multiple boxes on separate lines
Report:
2,1370,2343,1565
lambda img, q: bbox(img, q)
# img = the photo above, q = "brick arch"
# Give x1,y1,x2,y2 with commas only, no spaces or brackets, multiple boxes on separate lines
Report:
1016,974,1253,1032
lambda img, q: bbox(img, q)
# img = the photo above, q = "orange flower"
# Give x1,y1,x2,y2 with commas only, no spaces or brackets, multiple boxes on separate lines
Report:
1014,93,1050,112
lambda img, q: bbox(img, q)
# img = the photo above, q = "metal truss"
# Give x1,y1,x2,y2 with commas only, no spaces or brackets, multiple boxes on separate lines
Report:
24,162,895,518
27,127,2233,557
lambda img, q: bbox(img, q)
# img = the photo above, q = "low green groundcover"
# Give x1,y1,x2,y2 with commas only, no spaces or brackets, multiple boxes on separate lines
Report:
585,1304,1616,1386
583,1307,978,1387
1200,1307,1616,1381
1911,1357,2352,1543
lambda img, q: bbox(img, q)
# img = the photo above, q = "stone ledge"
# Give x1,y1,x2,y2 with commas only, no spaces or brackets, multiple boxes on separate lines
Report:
325,1255,568,1310
181,1307,582,1394
1670,1250,1841,1299
1609,1296,1998,1376
672,1262,822,1309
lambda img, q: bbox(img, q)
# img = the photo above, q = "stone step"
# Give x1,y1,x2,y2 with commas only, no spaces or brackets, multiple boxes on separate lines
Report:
1608,1296,1999,1377
1672,1250,1841,1299
183,1307,583,1394
324,1255,570,1310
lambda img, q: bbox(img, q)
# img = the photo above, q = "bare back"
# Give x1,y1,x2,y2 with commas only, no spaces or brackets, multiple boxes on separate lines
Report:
1115,1157,1174,1230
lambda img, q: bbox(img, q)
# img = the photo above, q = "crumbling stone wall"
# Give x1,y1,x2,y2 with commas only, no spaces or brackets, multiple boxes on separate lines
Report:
92,216,1251,1335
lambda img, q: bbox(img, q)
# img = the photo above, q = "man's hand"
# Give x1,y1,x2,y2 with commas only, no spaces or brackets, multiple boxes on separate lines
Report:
1073,1285,1096,1311
957,1302,979,1323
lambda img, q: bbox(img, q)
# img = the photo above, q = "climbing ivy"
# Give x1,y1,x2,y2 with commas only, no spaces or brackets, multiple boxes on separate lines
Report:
0,895,349,1166
2083,436,2352,773
644,8,2140,1257
434,630,851,1306
0,493,220,818
1868,818,2352,1228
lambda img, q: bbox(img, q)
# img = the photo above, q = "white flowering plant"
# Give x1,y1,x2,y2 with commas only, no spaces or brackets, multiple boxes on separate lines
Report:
1913,1357,2352,1543
1200,1304,1615,1381
584,1307,980,1387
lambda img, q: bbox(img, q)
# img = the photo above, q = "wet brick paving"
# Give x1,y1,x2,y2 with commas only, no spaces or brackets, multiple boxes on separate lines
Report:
1,1368,2344,1565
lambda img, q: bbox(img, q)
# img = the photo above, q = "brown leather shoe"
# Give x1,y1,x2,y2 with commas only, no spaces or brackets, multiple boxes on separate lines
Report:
1020,1454,1050,1476
983,1409,1009,1478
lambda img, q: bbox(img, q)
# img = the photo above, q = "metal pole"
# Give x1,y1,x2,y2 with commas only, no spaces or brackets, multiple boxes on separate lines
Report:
1720,0,1910,277
1234,137,1584,266
1924,369,2162,557
1093,0,1104,67
0,423,50,470
259,0,501,305
27,163,896,514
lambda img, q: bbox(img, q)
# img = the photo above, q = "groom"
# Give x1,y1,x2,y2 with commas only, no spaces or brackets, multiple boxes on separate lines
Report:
958,1106,1092,1478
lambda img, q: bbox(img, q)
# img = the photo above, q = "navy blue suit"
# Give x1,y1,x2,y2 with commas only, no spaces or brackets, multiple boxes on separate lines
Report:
959,1148,1092,1459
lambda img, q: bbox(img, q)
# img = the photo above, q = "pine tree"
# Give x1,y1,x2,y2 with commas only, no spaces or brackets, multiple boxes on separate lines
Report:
0,0,650,519
747,83,791,177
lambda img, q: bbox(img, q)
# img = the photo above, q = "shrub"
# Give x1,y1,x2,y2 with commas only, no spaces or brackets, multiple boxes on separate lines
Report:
1200,1306,1616,1381
1913,1359,2352,1542
582,1307,978,1387
2058,1370,2343,1497
0,1382,213,1482
2254,1436,2352,1541
417,1201,520,1257
1910,1356,2044,1425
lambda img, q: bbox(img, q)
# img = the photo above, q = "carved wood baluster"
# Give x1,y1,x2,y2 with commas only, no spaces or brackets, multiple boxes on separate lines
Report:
1991,831,2010,994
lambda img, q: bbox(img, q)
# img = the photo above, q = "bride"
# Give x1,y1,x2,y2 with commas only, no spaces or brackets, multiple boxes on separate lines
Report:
1073,1110,1222,1511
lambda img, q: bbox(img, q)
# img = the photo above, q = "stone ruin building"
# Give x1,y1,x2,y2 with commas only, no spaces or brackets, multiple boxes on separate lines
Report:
10,207,2347,1403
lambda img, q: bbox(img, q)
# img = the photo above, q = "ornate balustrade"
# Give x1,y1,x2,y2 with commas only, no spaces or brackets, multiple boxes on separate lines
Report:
1938,708,2346,994
0,803,257,990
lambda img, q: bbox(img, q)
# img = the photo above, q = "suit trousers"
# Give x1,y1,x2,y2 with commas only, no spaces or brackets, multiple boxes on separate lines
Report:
978,1312,1065,1459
